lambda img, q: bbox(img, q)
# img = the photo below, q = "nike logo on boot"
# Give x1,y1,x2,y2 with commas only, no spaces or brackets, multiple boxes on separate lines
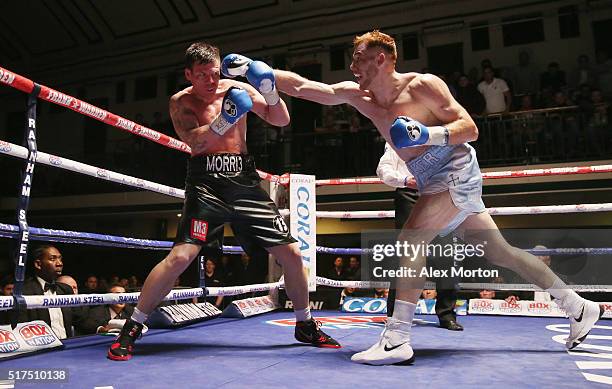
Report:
384,342,407,352
575,305,585,322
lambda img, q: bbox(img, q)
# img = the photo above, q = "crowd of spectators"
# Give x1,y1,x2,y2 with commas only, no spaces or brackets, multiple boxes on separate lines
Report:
322,256,390,304
11,49,609,196
0,245,268,339
446,51,612,116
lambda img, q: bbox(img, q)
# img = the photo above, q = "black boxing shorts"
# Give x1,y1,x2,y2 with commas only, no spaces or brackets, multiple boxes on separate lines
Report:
175,153,296,256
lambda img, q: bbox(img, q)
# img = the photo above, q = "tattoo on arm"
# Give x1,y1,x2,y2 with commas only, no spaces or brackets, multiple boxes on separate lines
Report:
175,108,200,132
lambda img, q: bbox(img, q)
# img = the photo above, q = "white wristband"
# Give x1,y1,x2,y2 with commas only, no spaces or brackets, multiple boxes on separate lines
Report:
425,126,449,146
209,114,232,136
262,87,280,106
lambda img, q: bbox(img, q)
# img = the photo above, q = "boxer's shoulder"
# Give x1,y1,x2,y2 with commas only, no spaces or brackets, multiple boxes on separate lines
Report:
407,73,446,94
170,87,198,109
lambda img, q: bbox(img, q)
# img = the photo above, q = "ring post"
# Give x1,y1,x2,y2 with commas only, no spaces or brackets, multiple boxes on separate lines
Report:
11,83,41,324
289,174,317,291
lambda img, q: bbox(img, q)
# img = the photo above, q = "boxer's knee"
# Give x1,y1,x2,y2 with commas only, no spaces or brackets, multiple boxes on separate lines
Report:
484,241,520,267
164,247,197,271
275,243,303,270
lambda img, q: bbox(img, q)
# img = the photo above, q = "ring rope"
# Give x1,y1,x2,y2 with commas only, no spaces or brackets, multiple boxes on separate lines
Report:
0,281,284,312
279,203,612,219
316,277,612,293
0,66,282,183
4,139,610,218
3,277,611,312
0,140,185,199
1,223,610,256
314,165,612,186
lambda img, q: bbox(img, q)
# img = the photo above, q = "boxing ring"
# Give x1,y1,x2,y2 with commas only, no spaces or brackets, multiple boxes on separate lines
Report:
1,66,612,388
4,314,612,388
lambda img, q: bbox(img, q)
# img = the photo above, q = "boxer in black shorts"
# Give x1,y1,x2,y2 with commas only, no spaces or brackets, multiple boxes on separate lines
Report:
177,153,294,254
108,42,340,361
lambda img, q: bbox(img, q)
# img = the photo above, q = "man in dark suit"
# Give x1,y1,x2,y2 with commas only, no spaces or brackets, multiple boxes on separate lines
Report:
17,245,85,339
80,284,134,334
326,257,346,280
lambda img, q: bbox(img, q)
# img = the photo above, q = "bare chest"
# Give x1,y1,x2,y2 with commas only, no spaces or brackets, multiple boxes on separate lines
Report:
194,99,222,126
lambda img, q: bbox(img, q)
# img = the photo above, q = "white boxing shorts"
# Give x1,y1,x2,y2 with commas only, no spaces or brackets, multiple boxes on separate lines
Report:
405,143,486,236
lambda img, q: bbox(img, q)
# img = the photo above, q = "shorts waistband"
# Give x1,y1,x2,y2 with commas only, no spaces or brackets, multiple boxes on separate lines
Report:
190,153,255,174
406,145,457,188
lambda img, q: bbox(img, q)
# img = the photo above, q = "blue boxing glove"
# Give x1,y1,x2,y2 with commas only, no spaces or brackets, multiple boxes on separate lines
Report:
221,54,280,105
221,54,252,78
390,116,449,148
210,87,253,136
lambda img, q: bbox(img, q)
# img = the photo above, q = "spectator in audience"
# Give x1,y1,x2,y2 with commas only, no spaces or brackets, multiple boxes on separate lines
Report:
480,58,500,79
467,66,480,85
508,50,540,96
217,255,235,286
374,288,389,299
109,275,120,285
340,287,356,305
171,276,197,304
235,253,257,286
540,62,567,92
455,74,485,115
204,259,224,308
17,245,85,339
595,49,612,99
80,284,134,334
346,256,361,281
478,66,511,114
422,289,437,300
479,289,496,299
573,84,593,107
1,275,14,296
57,275,78,294
549,90,580,156
119,278,129,289
174,277,183,288
82,275,98,294
569,54,598,90
585,88,610,154
58,274,91,336
478,276,511,300
327,257,346,280
128,276,140,290
517,94,536,111
538,86,555,109
551,90,571,108
0,276,14,324
98,277,109,293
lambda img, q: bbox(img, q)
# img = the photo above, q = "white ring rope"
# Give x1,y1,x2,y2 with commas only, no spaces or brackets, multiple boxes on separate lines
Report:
0,139,184,198
5,277,611,311
279,203,612,219
2,139,611,219
315,164,612,186
0,281,284,311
